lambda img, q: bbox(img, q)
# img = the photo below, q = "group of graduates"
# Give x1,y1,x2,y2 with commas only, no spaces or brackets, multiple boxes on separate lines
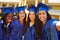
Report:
0,3,60,40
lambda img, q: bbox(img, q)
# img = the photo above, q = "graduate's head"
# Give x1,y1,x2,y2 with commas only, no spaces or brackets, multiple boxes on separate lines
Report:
0,7,15,24
3,13,13,24
15,6,26,20
28,5,37,22
37,3,51,23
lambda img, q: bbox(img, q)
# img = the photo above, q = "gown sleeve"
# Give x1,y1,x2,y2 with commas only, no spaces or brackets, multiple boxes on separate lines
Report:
24,25,38,40
0,20,2,40
10,20,24,40
50,21,58,40
42,19,59,40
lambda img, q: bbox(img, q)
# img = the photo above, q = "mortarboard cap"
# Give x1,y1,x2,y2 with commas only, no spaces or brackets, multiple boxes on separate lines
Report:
0,7,15,15
28,5,37,13
15,6,26,13
37,3,52,12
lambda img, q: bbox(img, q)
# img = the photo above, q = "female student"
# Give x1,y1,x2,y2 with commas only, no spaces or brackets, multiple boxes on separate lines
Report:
37,3,60,40
10,6,26,40
0,7,14,40
24,5,41,40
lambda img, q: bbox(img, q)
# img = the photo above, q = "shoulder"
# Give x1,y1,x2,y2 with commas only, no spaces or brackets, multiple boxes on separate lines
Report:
51,19,58,26
10,19,19,27
45,19,57,28
11,19,18,24
47,19,57,24
48,19,58,28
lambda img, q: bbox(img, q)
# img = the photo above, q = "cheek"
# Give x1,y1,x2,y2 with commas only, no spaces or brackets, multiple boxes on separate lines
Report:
5,17,11,22
38,15,41,19
44,14,47,19
5,17,8,21
19,14,21,17
23,14,25,17
38,14,47,21
6,17,10,20
32,15,35,19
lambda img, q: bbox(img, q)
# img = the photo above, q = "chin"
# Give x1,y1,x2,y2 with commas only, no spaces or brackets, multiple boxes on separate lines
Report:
8,20,12,22
40,20,44,22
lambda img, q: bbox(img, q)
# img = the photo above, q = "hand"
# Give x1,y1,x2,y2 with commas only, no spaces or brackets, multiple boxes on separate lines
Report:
56,21,60,31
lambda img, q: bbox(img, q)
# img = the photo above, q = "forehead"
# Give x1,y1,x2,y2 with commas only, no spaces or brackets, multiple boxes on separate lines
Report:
29,11,35,14
6,13,13,16
38,10,46,13
19,11,25,13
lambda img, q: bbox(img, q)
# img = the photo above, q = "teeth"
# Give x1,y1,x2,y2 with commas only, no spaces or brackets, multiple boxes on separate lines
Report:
8,20,11,22
40,17,45,20
21,16,25,17
22,15,24,17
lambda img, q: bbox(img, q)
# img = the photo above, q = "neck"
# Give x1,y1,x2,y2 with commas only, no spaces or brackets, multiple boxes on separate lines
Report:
30,20,34,27
30,20,34,23
42,21,46,26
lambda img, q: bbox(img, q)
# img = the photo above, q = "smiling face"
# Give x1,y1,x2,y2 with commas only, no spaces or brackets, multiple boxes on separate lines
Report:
5,13,13,24
38,11,47,23
18,11,25,20
29,12,35,21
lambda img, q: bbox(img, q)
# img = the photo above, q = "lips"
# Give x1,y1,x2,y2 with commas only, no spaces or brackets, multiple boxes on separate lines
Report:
41,17,44,20
40,17,45,21
21,16,24,17
21,16,25,18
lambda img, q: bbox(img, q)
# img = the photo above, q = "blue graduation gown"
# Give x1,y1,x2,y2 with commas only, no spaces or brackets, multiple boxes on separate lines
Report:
0,20,12,40
58,31,60,40
24,25,38,40
2,26,12,40
10,19,24,40
42,19,58,40
0,20,2,40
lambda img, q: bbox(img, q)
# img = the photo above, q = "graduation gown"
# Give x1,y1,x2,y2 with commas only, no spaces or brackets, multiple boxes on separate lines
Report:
0,20,12,40
0,20,2,40
24,25,38,40
42,19,59,40
58,31,60,40
10,19,24,40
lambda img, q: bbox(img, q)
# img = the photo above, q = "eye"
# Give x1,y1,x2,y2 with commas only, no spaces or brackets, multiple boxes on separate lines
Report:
32,13,35,15
7,15,12,18
43,12,45,15
42,12,46,15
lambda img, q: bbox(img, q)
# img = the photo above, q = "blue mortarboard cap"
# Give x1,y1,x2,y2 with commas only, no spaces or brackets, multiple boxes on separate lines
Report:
37,3,52,12
15,6,26,13
28,5,37,13
0,7,15,15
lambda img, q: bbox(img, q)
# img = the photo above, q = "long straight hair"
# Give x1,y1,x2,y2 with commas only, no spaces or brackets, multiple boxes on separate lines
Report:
17,11,26,26
24,13,42,39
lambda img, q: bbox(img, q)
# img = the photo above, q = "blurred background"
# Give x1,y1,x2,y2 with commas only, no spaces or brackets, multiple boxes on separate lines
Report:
0,0,60,20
